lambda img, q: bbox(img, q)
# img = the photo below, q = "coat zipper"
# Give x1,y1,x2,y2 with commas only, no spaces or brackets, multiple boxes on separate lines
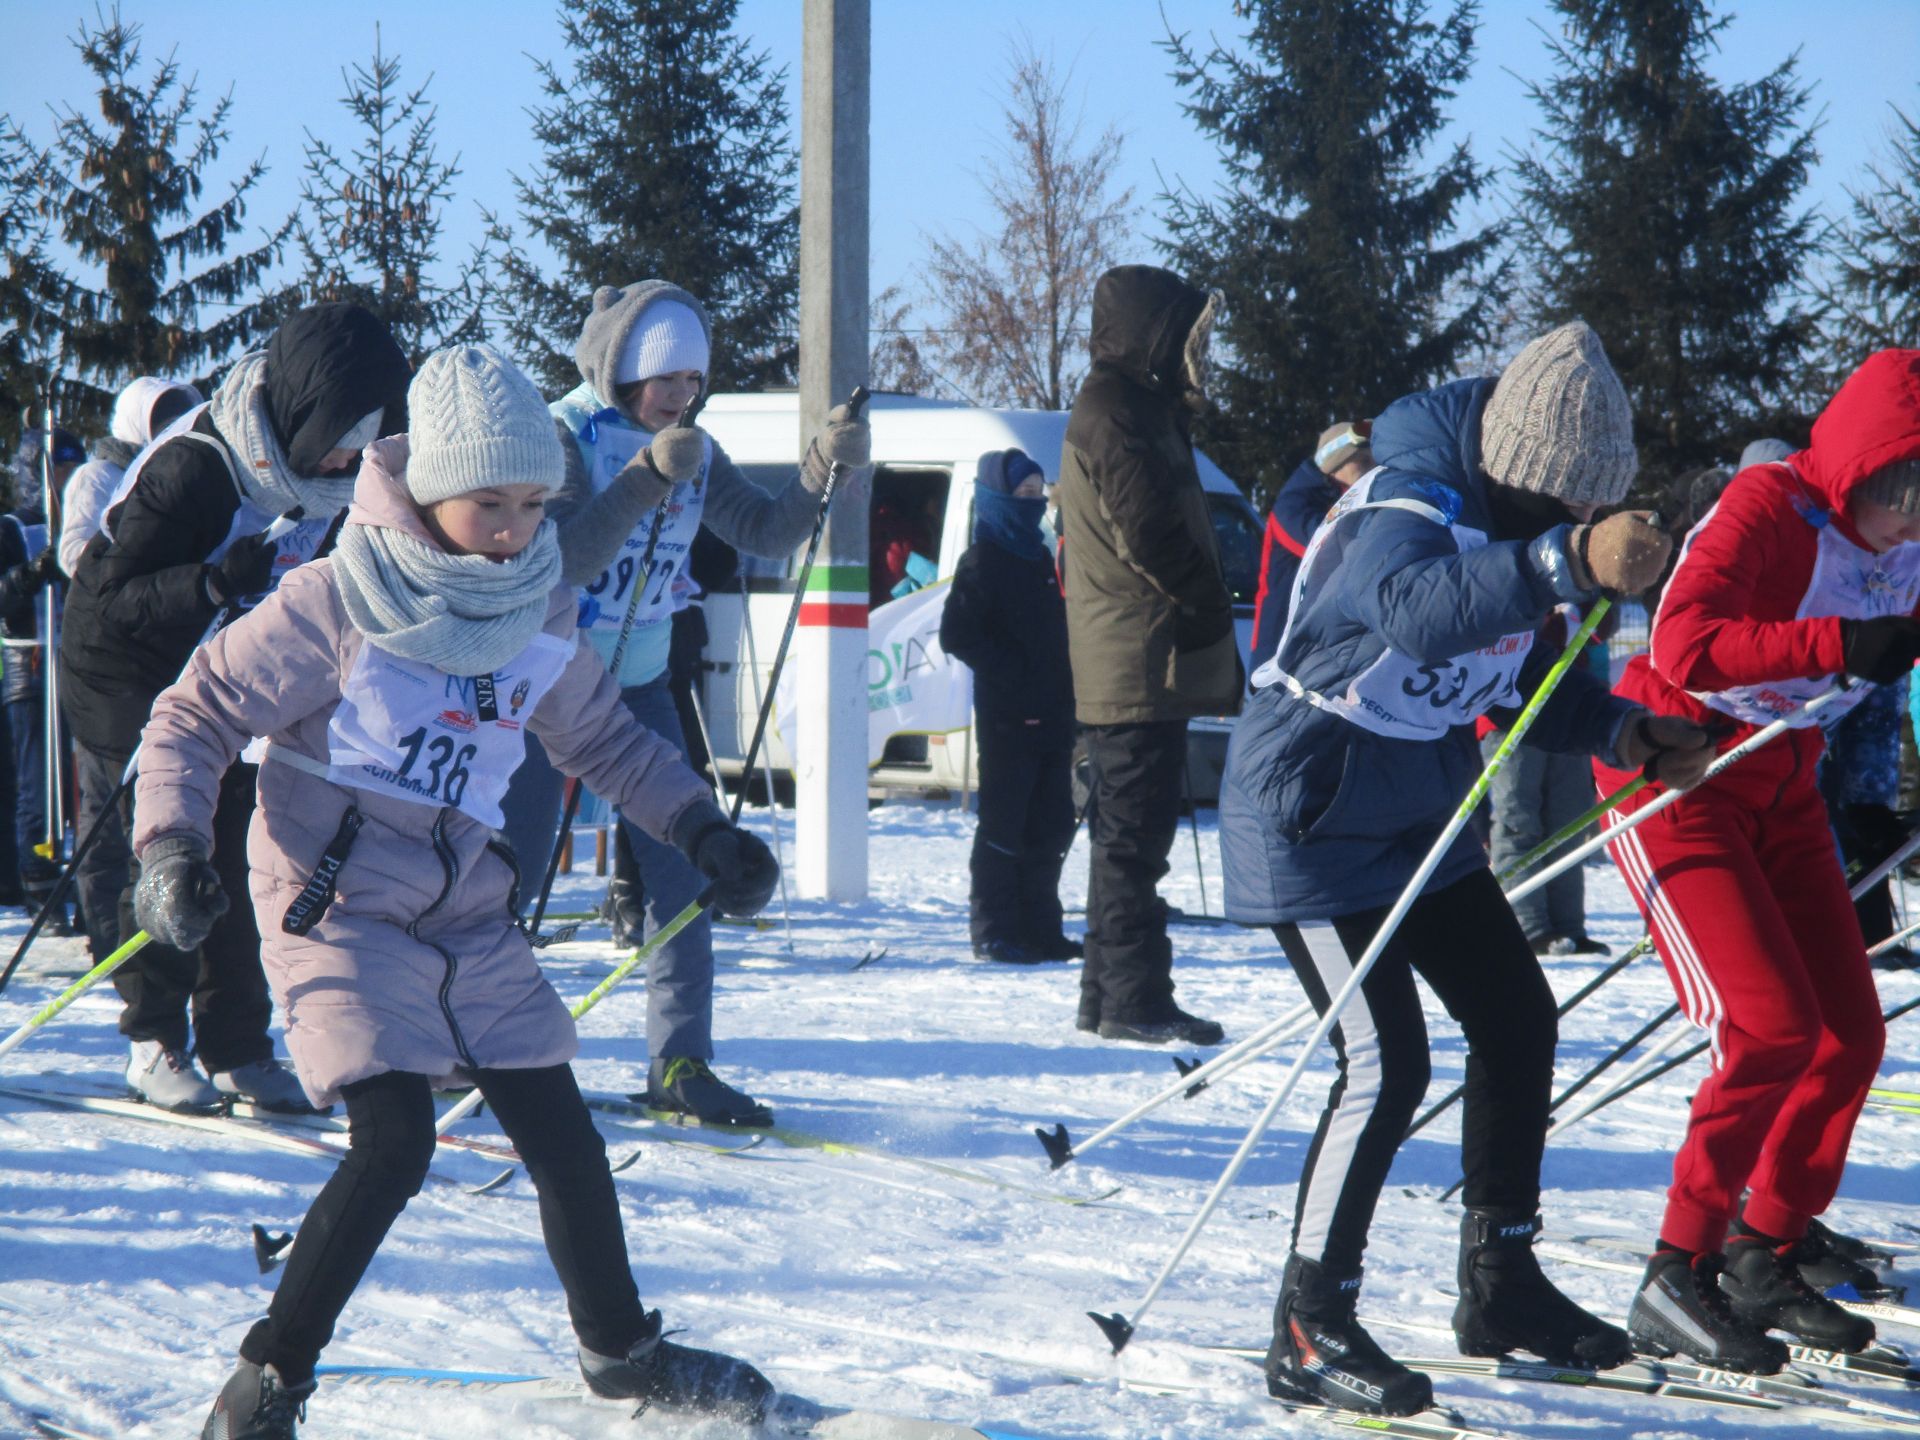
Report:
412,808,478,1072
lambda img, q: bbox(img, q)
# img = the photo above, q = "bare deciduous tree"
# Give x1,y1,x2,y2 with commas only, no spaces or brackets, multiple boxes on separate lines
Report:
920,43,1133,410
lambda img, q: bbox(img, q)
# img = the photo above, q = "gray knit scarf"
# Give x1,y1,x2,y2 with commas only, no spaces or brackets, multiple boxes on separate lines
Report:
333,519,563,677
210,351,361,517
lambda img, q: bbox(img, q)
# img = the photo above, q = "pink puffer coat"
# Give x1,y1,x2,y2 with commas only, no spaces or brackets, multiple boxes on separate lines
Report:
132,442,710,1107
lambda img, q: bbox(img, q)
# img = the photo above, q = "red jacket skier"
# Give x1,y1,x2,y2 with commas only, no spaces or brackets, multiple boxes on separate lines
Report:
1599,349,1920,1373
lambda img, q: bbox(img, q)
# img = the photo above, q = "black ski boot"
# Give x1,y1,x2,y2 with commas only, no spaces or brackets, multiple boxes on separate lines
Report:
1098,1001,1225,1046
200,1361,314,1440
1722,1231,1878,1351
1452,1210,1632,1367
648,1056,773,1127
1265,1254,1433,1417
580,1310,774,1423
1627,1248,1789,1373
1805,1215,1895,1270
1792,1220,1895,1296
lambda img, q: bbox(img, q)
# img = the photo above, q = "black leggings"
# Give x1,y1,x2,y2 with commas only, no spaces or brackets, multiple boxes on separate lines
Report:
241,1064,646,1384
1272,867,1559,1276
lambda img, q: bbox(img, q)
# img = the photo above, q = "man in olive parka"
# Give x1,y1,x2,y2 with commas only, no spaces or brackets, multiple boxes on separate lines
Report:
1055,264,1241,1044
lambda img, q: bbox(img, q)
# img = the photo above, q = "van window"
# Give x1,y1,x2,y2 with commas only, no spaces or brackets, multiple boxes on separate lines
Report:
1208,493,1262,607
869,465,950,607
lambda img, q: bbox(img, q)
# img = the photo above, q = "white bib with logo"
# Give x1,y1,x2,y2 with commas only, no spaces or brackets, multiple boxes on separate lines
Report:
1252,468,1535,741
574,419,710,635
325,631,576,829
1685,471,1920,729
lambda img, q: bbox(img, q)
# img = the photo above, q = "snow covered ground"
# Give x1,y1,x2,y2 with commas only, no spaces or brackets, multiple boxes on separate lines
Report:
2,796,1917,1438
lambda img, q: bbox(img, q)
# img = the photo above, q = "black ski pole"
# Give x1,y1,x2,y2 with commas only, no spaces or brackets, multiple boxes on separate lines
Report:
0,771,131,994
1403,938,1647,1140
730,385,870,826
525,497,672,939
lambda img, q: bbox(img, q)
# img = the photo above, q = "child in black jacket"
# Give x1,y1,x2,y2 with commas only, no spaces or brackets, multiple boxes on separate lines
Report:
939,449,1079,962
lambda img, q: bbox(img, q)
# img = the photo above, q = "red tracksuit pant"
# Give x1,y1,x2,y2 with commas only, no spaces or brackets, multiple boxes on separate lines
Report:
1599,762,1885,1252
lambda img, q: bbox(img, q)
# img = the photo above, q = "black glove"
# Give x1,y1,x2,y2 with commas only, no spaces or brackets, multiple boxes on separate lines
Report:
1839,616,1920,685
208,531,278,604
1614,712,1716,790
27,545,60,588
670,800,779,918
133,836,229,951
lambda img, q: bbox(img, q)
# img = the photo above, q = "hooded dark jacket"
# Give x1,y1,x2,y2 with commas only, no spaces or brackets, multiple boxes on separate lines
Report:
59,306,408,754
1056,266,1242,725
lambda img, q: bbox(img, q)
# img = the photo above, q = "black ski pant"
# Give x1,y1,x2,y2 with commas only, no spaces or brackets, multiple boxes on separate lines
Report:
72,739,131,967
242,1065,648,1385
969,715,1075,948
1273,867,1558,1277
1079,719,1186,1023
106,754,272,1071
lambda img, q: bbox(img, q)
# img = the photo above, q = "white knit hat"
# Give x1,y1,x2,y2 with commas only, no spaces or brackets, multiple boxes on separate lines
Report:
613,298,710,386
406,344,566,505
1480,321,1638,506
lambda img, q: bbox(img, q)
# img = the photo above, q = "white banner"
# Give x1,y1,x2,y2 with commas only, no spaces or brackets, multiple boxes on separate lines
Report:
775,579,973,766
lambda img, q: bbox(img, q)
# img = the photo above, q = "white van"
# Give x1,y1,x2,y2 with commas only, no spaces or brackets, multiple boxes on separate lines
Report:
692,391,1261,802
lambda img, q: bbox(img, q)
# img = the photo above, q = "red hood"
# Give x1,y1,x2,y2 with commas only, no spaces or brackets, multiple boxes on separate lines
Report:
1796,349,1920,513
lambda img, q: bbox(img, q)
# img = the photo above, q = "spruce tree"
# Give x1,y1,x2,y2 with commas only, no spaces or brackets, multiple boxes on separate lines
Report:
42,7,292,417
295,26,489,363
1815,93,1920,384
0,119,86,453
1513,0,1819,494
1159,0,1502,510
491,0,799,396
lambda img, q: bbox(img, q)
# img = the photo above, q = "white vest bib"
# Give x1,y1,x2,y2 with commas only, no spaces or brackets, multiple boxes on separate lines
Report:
324,631,576,829
1252,468,1535,741
574,420,711,635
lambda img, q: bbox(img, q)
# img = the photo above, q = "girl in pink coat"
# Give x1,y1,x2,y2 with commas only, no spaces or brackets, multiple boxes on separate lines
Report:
129,345,781,1440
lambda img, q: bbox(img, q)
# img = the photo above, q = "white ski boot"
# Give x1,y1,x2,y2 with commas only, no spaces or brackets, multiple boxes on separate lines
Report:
212,1057,324,1115
127,1039,221,1112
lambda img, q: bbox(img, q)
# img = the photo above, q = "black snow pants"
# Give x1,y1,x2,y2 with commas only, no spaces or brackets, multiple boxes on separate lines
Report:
1273,867,1558,1277
969,714,1075,948
1078,718,1187,1024
241,1064,649,1384
106,755,273,1071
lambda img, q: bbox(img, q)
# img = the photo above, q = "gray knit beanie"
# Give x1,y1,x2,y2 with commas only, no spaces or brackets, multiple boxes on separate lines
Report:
1857,457,1920,517
405,344,566,506
1480,321,1638,506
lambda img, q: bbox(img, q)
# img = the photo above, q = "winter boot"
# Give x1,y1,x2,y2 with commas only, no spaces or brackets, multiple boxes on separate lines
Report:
973,939,1047,964
579,1310,773,1423
1028,932,1084,961
127,1039,222,1113
1627,1248,1789,1373
1721,1231,1878,1351
1805,1215,1896,1271
1264,1254,1433,1416
647,1056,773,1128
212,1057,327,1115
1098,1001,1225,1047
200,1360,314,1440
1452,1210,1632,1367
601,876,646,951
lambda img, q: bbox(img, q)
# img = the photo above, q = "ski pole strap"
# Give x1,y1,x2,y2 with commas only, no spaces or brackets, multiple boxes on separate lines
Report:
0,930,154,1062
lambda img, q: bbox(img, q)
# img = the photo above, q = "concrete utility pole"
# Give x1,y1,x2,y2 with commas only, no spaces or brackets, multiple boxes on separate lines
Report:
795,0,870,901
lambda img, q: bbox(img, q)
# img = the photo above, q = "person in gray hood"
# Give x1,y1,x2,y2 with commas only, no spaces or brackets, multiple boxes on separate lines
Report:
500,278,870,1126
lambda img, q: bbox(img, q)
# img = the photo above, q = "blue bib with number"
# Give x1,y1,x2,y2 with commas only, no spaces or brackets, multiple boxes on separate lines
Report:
325,632,577,828
1251,468,1534,741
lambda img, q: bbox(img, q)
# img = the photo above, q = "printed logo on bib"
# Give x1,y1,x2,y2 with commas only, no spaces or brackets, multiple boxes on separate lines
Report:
573,419,707,634
326,632,575,828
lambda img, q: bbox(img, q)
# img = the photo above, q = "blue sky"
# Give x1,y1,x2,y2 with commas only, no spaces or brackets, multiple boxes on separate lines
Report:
4,1,1916,324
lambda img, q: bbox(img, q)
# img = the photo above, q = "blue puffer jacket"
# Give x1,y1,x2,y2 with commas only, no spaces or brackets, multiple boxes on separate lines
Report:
1219,377,1639,923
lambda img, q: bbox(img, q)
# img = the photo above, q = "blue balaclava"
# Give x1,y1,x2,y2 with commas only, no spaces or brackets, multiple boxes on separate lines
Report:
972,448,1048,559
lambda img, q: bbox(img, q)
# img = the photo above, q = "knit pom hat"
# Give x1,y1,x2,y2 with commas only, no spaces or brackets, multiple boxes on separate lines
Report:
405,344,566,506
1480,321,1638,506
614,298,710,386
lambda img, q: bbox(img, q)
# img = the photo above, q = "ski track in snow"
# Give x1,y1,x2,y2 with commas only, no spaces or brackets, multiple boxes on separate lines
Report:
2,799,1916,1438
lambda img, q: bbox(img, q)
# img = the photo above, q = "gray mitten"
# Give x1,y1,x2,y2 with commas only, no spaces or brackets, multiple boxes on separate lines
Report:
802,402,872,492
669,799,780,918
133,836,229,951
647,425,707,484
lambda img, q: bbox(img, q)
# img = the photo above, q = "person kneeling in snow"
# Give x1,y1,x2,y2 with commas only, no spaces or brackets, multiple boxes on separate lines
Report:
1220,321,1714,1417
1599,350,1920,1373
130,345,780,1439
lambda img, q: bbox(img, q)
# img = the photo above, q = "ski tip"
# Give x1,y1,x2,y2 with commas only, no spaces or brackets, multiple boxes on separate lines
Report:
1035,1123,1074,1170
1171,1055,1209,1097
251,1222,293,1274
469,1166,518,1196
1088,1311,1134,1354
